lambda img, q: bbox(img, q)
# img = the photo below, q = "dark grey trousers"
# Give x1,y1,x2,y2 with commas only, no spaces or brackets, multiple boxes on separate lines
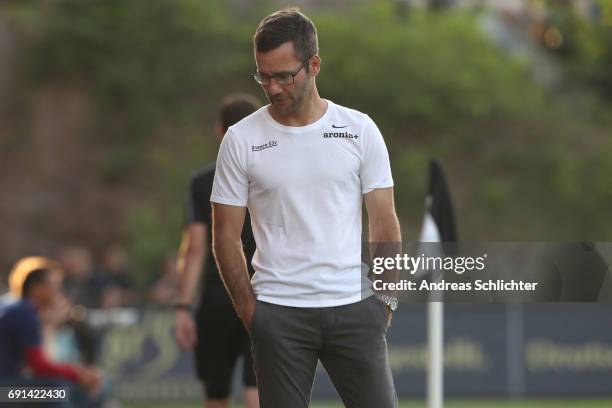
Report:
250,295,397,408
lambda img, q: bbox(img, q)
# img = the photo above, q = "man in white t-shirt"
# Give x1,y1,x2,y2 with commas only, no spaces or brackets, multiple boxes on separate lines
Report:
211,8,401,408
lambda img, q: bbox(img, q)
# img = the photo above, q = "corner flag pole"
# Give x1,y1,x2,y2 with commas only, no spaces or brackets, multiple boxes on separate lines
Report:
419,160,458,408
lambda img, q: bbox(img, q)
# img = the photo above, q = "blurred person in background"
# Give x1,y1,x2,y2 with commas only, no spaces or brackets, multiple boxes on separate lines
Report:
0,257,103,407
98,243,138,308
57,245,105,308
174,93,261,408
56,246,102,365
41,292,81,366
39,289,98,367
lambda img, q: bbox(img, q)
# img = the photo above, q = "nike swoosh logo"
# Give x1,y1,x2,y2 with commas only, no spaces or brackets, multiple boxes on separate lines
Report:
331,124,349,128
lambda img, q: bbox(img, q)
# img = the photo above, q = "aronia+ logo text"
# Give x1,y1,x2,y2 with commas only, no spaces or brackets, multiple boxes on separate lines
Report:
323,130,359,139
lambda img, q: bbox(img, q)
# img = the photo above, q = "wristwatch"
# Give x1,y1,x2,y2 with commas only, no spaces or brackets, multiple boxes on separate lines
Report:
376,294,398,312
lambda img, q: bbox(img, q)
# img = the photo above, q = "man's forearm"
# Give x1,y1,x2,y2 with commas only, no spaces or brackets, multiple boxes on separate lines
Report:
176,228,206,306
176,251,204,305
213,237,255,321
370,215,402,298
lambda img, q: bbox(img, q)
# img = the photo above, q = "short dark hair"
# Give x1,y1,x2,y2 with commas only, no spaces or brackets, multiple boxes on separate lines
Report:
219,93,261,132
254,8,318,63
21,268,50,298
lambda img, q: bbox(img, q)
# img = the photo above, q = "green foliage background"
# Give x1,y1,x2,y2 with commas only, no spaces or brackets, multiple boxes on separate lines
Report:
3,0,611,284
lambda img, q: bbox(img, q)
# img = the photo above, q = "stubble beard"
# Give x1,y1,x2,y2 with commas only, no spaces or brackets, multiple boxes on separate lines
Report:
269,77,310,117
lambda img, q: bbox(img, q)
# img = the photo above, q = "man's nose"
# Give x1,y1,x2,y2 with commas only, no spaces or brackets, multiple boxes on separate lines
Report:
266,79,283,95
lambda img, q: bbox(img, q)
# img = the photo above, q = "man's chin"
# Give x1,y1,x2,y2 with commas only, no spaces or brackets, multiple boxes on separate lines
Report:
271,102,296,116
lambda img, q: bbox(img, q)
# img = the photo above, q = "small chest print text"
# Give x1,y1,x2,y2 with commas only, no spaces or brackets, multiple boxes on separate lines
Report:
252,141,278,152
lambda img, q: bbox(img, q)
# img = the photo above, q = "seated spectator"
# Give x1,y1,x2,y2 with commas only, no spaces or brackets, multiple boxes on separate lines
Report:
3,256,52,307
41,292,82,365
0,257,103,408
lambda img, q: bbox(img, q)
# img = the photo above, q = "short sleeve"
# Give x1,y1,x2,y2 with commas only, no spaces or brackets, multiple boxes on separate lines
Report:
360,115,394,194
211,129,249,206
185,175,209,225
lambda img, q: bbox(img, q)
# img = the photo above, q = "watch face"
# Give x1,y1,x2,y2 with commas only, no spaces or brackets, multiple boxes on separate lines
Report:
376,294,398,311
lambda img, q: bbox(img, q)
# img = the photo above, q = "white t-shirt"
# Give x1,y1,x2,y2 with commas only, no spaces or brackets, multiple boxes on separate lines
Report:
211,100,393,307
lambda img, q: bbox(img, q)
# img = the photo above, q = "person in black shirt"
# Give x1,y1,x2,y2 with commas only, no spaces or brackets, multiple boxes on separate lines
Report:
174,94,261,408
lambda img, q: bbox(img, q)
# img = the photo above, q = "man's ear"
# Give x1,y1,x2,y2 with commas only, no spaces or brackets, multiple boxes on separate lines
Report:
309,55,321,77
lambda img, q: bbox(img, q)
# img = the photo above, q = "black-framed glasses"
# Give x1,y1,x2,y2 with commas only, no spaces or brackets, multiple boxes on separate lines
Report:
251,63,306,86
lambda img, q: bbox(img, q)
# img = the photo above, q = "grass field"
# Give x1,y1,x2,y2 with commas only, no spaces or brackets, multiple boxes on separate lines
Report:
125,399,612,408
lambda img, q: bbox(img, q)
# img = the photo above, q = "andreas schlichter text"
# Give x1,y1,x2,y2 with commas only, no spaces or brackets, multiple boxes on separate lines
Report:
373,279,539,292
